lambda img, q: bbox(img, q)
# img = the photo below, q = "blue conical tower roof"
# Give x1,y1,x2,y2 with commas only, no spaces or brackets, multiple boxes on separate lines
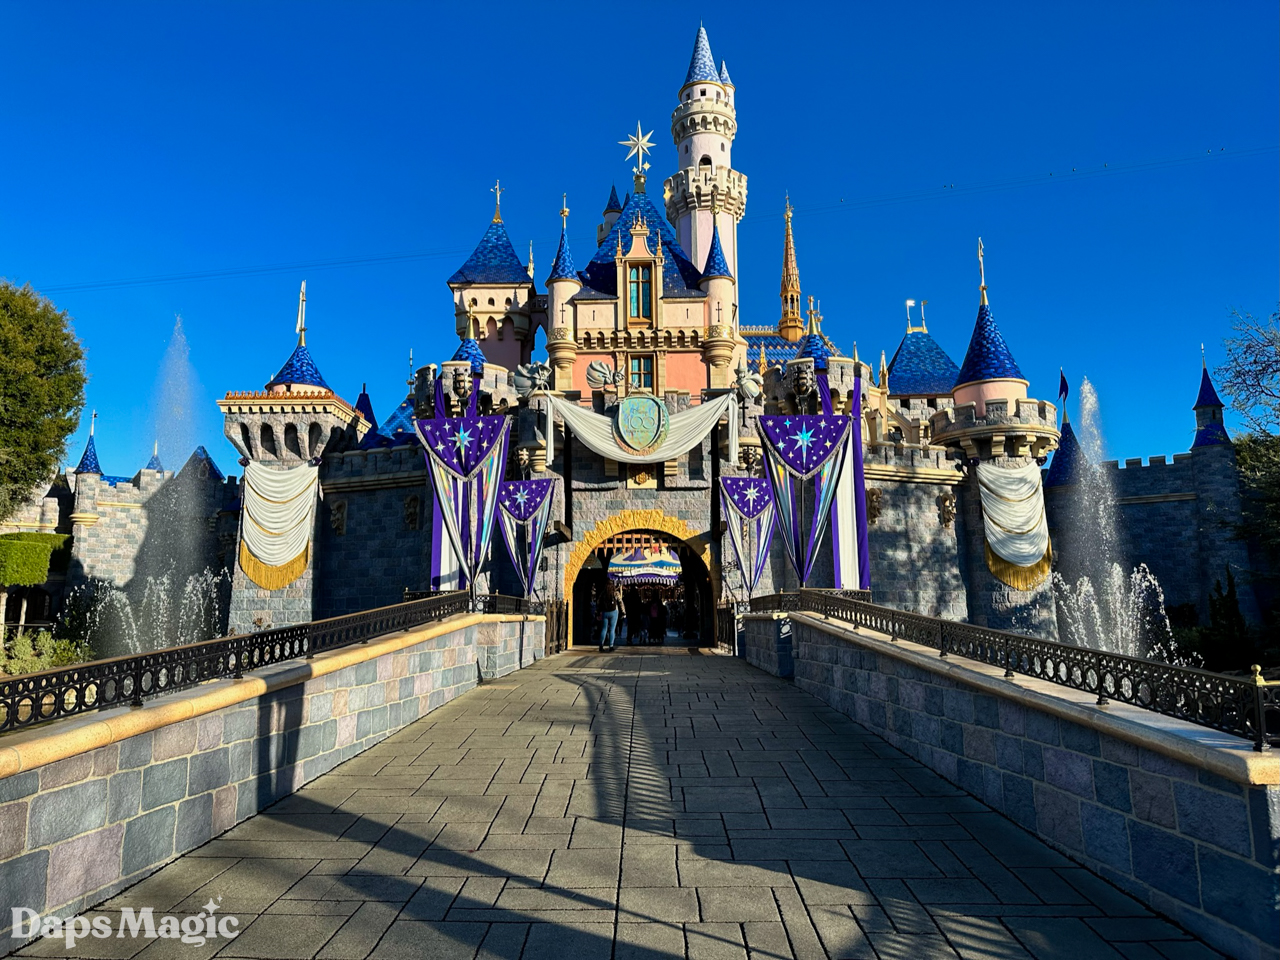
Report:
1193,363,1224,409
888,328,961,396
954,301,1025,388
75,434,101,474
1045,419,1085,487
546,225,577,283
354,385,377,429
603,185,623,214
144,443,163,472
684,26,718,86
719,60,733,86
701,223,732,280
448,221,531,285
265,343,331,391
451,338,487,374
188,446,225,481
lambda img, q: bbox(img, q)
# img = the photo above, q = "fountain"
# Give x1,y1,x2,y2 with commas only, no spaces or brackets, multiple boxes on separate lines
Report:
1051,378,1201,666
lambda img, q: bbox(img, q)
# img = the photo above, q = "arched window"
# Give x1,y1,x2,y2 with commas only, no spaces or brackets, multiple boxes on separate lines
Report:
699,156,712,169
628,266,652,320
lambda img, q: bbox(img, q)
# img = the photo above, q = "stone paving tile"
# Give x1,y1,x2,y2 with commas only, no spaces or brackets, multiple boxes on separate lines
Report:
59,648,1231,960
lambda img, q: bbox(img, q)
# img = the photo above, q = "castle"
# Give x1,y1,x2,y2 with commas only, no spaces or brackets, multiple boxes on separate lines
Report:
1,27,1259,647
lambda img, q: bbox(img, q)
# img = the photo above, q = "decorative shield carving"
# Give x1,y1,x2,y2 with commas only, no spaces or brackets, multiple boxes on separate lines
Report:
613,394,669,457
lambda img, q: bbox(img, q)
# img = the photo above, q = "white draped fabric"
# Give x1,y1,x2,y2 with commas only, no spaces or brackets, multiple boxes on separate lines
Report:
976,461,1049,567
546,393,735,464
241,461,320,566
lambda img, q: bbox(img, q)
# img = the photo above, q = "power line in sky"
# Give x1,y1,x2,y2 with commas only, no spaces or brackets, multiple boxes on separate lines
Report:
39,143,1277,294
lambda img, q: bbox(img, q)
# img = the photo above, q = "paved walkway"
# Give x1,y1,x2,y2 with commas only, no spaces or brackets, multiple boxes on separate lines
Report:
24,650,1221,960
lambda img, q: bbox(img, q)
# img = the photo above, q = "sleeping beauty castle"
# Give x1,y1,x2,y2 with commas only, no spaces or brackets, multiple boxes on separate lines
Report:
15,27,1258,647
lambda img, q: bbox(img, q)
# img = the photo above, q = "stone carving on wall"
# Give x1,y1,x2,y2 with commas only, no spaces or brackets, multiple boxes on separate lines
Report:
404,495,420,531
586,360,624,391
865,487,883,525
514,362,551,398
451,367,471,401
548,326,572,342
330,500,347,536
734,361,763,400
938,490,957,528
793,364,815,397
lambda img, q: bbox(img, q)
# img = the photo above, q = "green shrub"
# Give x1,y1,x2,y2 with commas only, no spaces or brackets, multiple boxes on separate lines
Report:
0,533,72,574
0,538,54,587
1,629,94,676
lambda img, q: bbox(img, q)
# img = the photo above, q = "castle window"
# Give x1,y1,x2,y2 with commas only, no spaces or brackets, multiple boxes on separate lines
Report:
721,143,725,151
629,355,654,390
628,266,652,320
700,88,706,96
488,297,495,306
699,156,712,169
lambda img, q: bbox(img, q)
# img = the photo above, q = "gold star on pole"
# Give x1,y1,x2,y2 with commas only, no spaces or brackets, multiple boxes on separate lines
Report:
618,122,654,175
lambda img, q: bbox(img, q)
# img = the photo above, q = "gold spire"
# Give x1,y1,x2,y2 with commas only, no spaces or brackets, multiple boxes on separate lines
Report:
879,349,889,390
757,343,767,374
906,298,928,334
805,295,819,335
560,192,570,230
978,237,988,306
491,180,505,223
779,195,803,342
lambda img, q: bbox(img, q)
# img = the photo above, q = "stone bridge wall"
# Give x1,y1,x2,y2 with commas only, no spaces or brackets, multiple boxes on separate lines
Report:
785,613,1279,960
0,612,544,940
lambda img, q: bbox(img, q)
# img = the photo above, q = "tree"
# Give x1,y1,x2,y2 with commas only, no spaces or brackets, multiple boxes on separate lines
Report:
0,282,87,523
1217,305,1280,434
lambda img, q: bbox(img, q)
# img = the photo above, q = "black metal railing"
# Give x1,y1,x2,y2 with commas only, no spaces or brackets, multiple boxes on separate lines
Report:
749,589,871,613
0,591,471,735
403,590,533,615
716,603,740,651
788,589,1280,752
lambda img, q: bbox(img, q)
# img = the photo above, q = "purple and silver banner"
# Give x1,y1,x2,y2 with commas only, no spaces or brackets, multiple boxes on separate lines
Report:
497,478,556,598
719,476,776,598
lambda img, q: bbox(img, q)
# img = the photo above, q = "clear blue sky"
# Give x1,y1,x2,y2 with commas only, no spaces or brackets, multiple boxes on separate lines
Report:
2,1,1276,477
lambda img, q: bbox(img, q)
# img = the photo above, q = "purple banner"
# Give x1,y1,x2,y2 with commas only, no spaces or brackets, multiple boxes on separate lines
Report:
498,478,556,598
758,415,850,479
720,476,773,521
499,479,555,521
416,416,508,480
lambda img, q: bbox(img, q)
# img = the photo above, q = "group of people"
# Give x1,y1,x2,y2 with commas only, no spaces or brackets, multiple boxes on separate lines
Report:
593,582,685,651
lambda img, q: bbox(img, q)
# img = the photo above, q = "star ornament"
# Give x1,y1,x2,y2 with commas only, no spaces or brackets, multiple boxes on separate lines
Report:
619,122,654,171
515,489,529,507
451,427,474,452
790,425,816,458
743,485,759,506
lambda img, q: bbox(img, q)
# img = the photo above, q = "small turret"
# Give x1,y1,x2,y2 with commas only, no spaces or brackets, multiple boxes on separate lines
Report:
952,239,1029,415
143,440,163,472
599,184,624,245
778,197,803,343
1192,352,1230,448
75,411,101,475
265,282,332,394
546,196,581,389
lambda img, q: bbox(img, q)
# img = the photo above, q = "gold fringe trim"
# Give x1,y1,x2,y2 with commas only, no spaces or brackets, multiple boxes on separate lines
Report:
239,541,309,590
984,539,1052,591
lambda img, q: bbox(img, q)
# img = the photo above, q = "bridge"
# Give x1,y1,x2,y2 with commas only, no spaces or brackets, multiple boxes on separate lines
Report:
0,593,1275,959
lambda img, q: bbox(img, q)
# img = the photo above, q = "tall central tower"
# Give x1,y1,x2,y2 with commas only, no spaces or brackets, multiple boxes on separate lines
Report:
664,27,747,281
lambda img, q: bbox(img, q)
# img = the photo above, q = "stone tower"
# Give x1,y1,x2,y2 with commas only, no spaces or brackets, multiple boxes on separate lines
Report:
779,197,803,342
218,284,369,631
664,26,747,280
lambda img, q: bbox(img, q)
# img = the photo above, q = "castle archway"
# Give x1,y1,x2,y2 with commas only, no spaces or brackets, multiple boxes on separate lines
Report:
564,509,718,647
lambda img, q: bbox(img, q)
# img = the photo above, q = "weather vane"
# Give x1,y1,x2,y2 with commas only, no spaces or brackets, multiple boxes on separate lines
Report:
618,122,654,176
560,192,569,229
977,237,986,288
491,180,505,223
296,280,307,345
406,348,415,388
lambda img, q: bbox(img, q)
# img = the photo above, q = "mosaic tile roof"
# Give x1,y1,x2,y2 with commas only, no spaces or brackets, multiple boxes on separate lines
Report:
582,189,705,299
1192,422,1231,448
75,435,101,474
144,450,164,471
701,223,732,280
448,221,531,285
743,331,843,370
954,302,1024,387
191,446,225,481
684,27,718,86
887,329,961,396
451,338,488,374
1193,365,1224,408
795,331,837,370
361,395,416,449
603,185,623,214
1045,419,1084,487
546,225,577,283
265,343,332,391
720,60,733,86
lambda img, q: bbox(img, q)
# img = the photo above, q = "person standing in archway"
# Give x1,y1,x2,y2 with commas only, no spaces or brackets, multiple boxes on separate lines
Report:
598,581,619,652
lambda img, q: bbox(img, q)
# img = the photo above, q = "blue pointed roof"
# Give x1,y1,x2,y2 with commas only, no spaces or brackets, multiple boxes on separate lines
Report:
1193,364,1224,408
190,446,225,481
887,329,961,396
1045,420,1085,487
1192,422,1231,448
354,386,377,429
684,27,719,86
144,450,163,471
265,342,331,391
75,435,101,474
954,302,1024,387
743,330,843,370
360,394,416,449
795,332,836,370
546,226,577,283
451,338,487,374
448,221,531,285
604,185,623,214
581,190,705,299
719,61,733,86
701,223,732,280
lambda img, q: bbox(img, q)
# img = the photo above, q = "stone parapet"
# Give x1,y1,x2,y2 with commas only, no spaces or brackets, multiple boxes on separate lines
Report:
0,612,544,940
789,612,1279,960
741,612,792,677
